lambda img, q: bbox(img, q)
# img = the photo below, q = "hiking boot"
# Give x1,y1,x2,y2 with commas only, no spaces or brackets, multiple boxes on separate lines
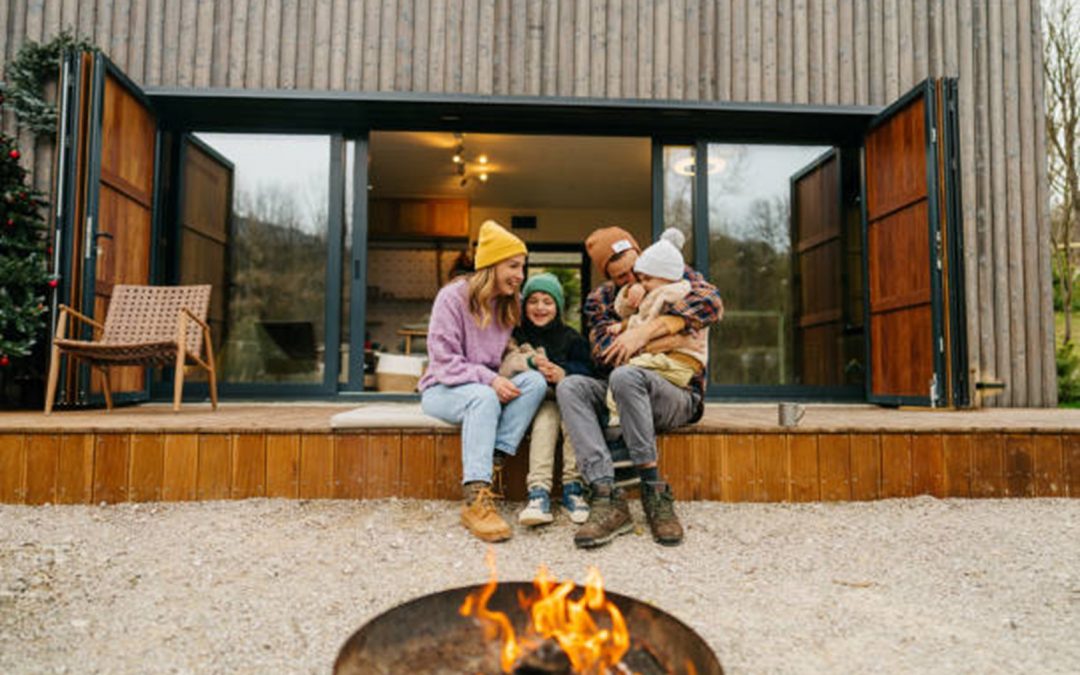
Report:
560,481,590,524
519,487,554,526
461,482,512,542
573,484,632,549
641,481,684,546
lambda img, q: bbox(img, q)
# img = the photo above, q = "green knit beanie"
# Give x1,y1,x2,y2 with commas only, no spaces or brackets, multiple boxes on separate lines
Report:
522,273,565,315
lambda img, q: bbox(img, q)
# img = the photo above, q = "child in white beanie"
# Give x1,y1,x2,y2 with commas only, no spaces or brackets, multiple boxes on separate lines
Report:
605,227,709,425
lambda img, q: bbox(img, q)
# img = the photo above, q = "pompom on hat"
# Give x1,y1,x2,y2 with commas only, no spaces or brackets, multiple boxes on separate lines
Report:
585,226,642,279
633,228,687,281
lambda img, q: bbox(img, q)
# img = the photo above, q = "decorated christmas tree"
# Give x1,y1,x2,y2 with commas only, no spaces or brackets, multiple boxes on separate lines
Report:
0,102,51,384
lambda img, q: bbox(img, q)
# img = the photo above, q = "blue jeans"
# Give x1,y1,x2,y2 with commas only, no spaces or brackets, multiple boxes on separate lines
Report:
421,370,548,484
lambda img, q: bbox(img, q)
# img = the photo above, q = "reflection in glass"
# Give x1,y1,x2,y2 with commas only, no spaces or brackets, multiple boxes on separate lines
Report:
662,146,695,262
707,144,861,387
527,250,586,333
193,133,330,384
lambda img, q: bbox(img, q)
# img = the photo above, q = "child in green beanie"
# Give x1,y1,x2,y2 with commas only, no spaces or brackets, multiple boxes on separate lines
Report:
501,273,593,526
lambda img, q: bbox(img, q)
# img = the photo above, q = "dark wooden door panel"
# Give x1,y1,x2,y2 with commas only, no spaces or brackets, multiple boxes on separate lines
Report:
865,96,929,220
55,51,95,405
179,136,234,378
799,243,842,321
868,202,932,310
72,55,159,404
792,150,844,386
864,81,945,406
801,324,842,386
871,306,935,397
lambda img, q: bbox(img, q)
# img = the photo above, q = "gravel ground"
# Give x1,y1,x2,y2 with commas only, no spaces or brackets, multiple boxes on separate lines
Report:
1,497,1078,674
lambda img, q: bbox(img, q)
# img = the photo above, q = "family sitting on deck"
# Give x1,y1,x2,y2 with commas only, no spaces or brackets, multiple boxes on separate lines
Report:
419,220,724,548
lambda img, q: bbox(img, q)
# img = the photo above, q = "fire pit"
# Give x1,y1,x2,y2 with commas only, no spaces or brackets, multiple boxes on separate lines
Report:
334,566,722,675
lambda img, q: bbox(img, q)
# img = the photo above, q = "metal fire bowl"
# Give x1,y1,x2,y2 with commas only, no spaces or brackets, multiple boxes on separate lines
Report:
334,581,722,675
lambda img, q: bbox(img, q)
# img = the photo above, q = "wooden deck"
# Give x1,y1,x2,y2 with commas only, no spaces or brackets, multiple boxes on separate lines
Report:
2,404,1079,504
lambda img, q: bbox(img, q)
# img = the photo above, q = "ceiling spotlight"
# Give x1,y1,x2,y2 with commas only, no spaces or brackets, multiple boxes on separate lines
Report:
478,172,488,182
478,154,488,165
452,153,463,164
672,156,726,177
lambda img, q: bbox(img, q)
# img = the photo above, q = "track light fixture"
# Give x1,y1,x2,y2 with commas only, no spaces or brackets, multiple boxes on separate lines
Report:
450,134,490,188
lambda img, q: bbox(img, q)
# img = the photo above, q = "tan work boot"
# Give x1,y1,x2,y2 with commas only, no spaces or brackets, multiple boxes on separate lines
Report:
461,481,512,542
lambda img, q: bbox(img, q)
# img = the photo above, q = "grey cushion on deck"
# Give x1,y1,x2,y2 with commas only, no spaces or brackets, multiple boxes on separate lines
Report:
329,403,456,429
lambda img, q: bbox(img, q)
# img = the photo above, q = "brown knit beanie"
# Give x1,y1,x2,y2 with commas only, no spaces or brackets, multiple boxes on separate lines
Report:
585,227,641,279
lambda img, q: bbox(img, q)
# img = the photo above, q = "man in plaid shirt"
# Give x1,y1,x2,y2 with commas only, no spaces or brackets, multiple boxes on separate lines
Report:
556,226,723,549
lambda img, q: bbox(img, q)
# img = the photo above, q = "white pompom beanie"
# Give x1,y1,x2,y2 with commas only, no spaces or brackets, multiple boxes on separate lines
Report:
633,228,687,281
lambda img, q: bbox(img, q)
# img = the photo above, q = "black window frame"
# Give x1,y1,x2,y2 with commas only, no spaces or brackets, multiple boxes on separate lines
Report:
147,87,882,402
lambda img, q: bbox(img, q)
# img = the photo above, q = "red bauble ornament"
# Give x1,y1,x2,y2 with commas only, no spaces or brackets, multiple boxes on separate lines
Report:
5,218,12,227
0,356,9,367
46,246,53,255
48,278,59,288
8,149,19,160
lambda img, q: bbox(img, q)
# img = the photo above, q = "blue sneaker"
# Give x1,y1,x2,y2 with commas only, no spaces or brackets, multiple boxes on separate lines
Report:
561,482,590,524
518,487,553,526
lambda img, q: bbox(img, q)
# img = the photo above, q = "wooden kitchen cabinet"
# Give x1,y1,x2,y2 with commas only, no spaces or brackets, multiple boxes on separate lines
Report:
369,198,469,239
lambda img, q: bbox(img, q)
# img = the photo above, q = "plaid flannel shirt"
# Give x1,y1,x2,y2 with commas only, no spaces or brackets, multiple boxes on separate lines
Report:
584,265,724,395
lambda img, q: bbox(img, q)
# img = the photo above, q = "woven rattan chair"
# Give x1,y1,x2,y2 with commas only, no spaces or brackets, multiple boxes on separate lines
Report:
44,284,218,413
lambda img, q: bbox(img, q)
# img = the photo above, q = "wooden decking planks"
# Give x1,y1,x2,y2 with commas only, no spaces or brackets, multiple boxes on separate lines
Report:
1,428,1078,505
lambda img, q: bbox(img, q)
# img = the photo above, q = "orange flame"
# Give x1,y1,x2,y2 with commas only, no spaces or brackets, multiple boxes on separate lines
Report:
459,549,522,671
460,551,631,674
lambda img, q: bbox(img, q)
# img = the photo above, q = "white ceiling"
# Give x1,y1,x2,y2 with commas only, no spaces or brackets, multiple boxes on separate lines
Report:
369,131,651,209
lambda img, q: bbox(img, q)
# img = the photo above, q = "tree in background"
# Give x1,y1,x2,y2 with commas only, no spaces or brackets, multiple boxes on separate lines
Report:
0,103,51,383
1045,0,1080,345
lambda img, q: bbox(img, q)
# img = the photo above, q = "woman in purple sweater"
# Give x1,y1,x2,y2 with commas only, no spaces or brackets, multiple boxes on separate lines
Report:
419,220,547,542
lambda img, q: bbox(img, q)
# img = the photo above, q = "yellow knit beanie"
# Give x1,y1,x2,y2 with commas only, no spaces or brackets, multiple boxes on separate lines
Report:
474,220,527,269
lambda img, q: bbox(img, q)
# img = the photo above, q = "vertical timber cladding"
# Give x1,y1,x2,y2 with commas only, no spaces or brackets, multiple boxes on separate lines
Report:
865,87,937,403
88,67,157,395
0,0,1054,406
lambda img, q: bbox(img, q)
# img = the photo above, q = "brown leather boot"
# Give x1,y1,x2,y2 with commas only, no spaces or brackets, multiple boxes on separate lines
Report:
573,483,632,549
641,481,684,546
461,482,512,542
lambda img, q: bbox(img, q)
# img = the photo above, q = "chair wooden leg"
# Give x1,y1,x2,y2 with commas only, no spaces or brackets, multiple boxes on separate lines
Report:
173,352,186,412
174,314,188,412
44,346,61,415
44,311,68,415
100,366,114,411
204,328,218,410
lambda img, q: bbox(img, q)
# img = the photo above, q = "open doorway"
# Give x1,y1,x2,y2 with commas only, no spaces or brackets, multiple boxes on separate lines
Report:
355,131,650,390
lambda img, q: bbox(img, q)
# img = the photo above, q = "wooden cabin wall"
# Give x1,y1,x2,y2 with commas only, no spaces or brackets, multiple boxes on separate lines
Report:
0,0,1053,406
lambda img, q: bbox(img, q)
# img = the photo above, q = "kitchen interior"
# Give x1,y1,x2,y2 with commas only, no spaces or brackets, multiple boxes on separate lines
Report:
361,131,651,390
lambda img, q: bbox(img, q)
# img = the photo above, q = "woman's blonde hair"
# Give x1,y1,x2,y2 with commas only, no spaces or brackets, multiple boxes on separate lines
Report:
467,266,520,329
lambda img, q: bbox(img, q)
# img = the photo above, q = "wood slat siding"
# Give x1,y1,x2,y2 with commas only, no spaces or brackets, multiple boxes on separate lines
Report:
0,0,1052,406
2,429,1078,504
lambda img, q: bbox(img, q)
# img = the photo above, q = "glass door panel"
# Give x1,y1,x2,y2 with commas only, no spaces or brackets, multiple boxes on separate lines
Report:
526,249,589,333
705,144,839,387
661,145,696,260
190,133,332,385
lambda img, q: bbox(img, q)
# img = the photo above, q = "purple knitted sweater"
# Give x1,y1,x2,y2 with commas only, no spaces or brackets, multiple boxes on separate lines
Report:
418,279,514,391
